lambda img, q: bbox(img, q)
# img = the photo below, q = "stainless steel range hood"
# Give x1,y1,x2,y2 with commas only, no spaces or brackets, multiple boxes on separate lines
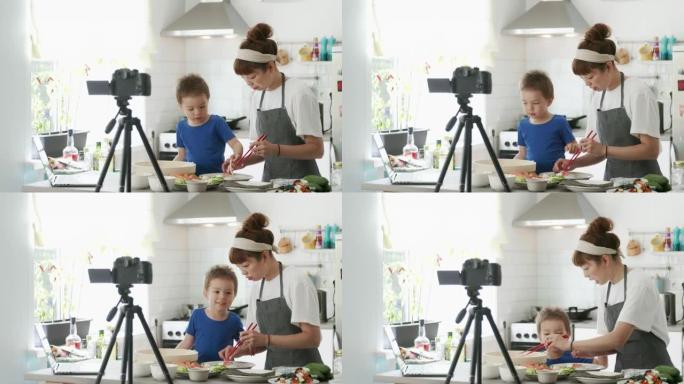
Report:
161,0,248,38
164,194,250,226
502,0,589,37
513,194,598,228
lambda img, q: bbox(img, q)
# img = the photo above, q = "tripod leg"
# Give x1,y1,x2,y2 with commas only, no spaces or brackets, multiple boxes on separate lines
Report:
464,118,474,192
120,307,132,384
459,121,471,192
125,308,135,384
436,118,465,192
483,309,521,384
470,309,482,384
136,306,174,384
445,310,475,384
134,120,170,192
474,117,511,192
96,120,125,192
124,122,132,193
119,120,132,193
95,307,126,384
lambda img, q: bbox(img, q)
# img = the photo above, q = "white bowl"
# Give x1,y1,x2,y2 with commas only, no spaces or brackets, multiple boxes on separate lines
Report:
132,362,151,378
482,363,500,379
131,173,150,190
150,363,177,381
186,179,208,192
488,173,516,192
537,370,560,384
134,348,198,364
148,175,176,192
474,159,536,174
188,367,210,382
527,179,548,192
471,173,490,188
133,160,196,177
498,365,527,383
485,350,546,366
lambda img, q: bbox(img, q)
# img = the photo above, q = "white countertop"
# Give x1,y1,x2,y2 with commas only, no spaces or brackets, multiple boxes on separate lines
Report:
375,365,533,384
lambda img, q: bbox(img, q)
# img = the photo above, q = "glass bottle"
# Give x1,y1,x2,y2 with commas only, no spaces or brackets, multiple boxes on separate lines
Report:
413,319,430,351
665,227,672,252
315,225,323,249
95,330,105,359
62,129,79,161
653,36,660,61
65,317,82,349
333,349,342,376
443,331,454,360
402,127,419,160
432,140,442,169
312,37,320,61
92,142,102,171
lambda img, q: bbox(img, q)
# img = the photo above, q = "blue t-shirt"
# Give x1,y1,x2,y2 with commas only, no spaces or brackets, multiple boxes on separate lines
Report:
517,115,575,173
546,351,593,366
185,309,243,363
176,115,236,175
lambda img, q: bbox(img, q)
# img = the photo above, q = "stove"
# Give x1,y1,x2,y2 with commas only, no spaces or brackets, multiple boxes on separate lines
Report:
158,132,178,161
509,322,540,350
161,318,189,348
498,130,519,159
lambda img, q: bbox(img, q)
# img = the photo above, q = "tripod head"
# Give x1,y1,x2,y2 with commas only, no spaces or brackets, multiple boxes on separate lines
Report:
105,284,134,322
446,94,475,132
455,285,484,323
105,97,134,134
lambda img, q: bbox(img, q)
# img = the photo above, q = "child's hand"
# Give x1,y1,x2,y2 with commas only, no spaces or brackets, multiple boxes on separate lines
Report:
553,158,575,173
565,142,580,154
546,334,571,354
218,346,234,361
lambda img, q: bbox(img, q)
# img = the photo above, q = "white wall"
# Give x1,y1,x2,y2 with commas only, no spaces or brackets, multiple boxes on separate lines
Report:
1,0,29,191
0,194,33,382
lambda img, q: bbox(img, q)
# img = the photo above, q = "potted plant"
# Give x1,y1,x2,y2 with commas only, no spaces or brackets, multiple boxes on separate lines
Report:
31,61,89,158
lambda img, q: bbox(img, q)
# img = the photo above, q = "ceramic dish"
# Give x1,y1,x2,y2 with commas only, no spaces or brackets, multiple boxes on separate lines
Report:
572,179,613,188
550,363,604,372
564,184,613,192
225,185,278,193
575,376,622,384
235,180,273,189
560,171,593,181
222,368,276,383
268,378,319,384
588,372,624,379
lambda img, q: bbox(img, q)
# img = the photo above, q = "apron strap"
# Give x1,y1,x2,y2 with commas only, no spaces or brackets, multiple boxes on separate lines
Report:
604,265,628,307
258,261,284,300
258,73,287,111
619,72,625,109
258,89,266,111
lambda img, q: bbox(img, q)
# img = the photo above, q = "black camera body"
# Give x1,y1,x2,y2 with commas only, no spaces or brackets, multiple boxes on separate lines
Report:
437,258,501,288
427,66,492,95
89,256,153,286
87,68,151,98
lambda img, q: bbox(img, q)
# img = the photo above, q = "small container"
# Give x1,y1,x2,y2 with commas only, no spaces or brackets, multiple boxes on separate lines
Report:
150,363,177,381
481,363,499,379
499,365,526,383
526,179,548,192
537,370,559,384
188,367,210,382
148,175,175,192
488,173,515,192
186,179,208,192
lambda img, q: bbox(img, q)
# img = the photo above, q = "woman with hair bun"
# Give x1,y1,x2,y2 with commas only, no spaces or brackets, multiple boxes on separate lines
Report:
220,213,323,369
546,217,672,370
226,23,323,181
553,23,662,180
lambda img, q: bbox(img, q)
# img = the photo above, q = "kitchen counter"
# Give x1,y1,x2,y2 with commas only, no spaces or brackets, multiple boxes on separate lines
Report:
375,365,534,384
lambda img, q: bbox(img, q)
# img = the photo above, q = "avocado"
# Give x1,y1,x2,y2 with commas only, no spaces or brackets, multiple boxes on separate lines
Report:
644,174,671,192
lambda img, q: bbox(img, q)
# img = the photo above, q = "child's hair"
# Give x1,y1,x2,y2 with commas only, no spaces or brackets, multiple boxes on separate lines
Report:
535,307,571,336
572,23,617,76
520,70,554,100
229,213,275,264
572,217,621,266
204,265,239,295
176,74,210,104
234,23,278,75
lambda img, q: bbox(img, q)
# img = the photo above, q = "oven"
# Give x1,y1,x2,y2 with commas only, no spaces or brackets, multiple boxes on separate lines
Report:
158,132,178,161
509,322,540,351
498,130,520,159
161,319,189,348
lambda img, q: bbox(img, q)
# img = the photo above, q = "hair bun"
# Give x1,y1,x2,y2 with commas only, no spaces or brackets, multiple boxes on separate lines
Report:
243,213,269,231
584,23,611,42
247,23,273,42
587,216,613,235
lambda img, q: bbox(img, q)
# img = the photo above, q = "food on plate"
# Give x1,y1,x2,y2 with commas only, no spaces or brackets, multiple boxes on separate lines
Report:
304,362,333,381
624,370,665,384
272,367,315,384
278,176,331,193
514,172,564,184
525,363,575,377
653,365,682,384
202,175,225,185
174,173,200,185
176,360,202,374
613,178,653,193
643,174,671,192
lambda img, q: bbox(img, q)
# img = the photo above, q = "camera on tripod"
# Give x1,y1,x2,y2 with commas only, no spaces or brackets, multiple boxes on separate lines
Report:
87,68,151,98
437,258,501,288
427,66,492,96
88,257,153,286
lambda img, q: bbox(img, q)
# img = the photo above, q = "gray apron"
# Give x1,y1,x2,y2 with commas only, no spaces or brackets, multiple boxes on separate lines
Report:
604,266,672,371
256,262,322,369
597,72,662,180
257,73,320,182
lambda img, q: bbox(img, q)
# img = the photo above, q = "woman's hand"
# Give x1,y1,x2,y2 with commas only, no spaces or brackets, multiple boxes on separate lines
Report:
238,329,268,353
580,136,606,157
546,334,571,354
250,139,278,158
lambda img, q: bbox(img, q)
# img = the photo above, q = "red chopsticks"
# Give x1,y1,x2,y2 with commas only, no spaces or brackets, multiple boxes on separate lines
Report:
522,335,569,355
233,134,267,169
564,131,597,171
224,322,257,363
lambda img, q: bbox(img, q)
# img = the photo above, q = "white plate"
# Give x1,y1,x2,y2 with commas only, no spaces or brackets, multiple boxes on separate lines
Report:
588,372,623,378
574,179,613,187
268,378,319,384
202,173,253,182
550,363,604,372
224,374,272,383
225,185,278,193
203,361,255,369
564,184,612,192
236,180,273,189
563,172,593,181
575,376,622,384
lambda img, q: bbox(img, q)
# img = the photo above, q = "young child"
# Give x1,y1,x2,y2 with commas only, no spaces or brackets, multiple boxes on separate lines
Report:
174,74,243,175
535,307,604,366
515,70,579,174
176,265,244,363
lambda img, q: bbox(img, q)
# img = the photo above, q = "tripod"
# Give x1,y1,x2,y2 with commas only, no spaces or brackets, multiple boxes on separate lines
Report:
435,94,510,192
95,97,169,192
444,286,520,384
95,284,173,384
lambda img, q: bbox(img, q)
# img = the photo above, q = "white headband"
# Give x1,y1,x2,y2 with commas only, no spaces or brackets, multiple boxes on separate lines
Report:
576,240,617,255
236,49,276,63
575,49,615,63
232,237,276,253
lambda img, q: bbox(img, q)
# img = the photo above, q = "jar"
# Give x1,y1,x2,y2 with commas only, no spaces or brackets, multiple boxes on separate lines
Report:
331,161,342,190
672,161,684,190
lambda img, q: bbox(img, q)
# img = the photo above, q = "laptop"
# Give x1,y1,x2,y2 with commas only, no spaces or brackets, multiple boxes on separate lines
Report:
384,325,452,377
36,324,100,375
373,133,439,185
33,135,100,188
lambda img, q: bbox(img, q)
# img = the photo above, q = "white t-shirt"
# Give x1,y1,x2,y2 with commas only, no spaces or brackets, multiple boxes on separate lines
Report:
596,268,669,345
585,77,661,141
245,265,321,331
248,77,323,140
